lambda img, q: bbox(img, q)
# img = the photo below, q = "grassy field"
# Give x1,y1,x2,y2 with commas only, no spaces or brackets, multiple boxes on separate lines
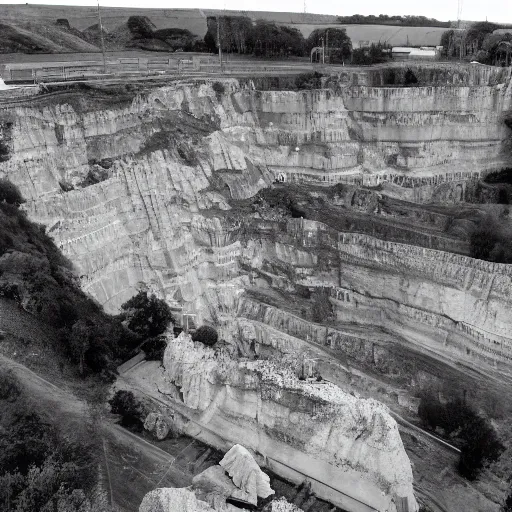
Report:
1,4,448,49
297,24,448,45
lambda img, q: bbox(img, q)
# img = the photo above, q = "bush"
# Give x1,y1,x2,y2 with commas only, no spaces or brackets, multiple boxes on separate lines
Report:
404,69,419,85
0,410,97,511
311,290,333,323
109,390,146,430
192,325,219,346
0,179,24,206
295,71,323,90
212,81,225,96
503,487,512,511
0,370,21,402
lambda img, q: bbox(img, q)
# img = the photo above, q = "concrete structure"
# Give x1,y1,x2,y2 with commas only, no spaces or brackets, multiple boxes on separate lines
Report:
392,47,440,60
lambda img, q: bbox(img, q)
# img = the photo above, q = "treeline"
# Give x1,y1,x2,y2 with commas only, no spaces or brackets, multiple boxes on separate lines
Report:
0,179,174,379
440,21,511,64
336,14,451,28
204,17,352,60
418,392,503,479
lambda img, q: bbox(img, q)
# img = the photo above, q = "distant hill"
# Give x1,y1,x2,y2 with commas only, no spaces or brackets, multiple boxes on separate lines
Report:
0,4,450,54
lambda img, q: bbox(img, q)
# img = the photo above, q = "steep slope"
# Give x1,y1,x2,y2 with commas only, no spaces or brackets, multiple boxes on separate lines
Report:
1,67,512,510
0,20,100,53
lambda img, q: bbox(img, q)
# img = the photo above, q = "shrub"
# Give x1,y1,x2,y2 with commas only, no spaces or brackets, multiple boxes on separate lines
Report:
212,81,225,95
295,71,323,90
0,370,21,402
192,325,219,346
109,390,146,430
404,69,419,86
311,290,333,323
0,410,97,511
503,487,512,512
0,179,24,206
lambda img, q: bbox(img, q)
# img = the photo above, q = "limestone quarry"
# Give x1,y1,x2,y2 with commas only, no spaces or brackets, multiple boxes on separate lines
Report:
1,63,512,512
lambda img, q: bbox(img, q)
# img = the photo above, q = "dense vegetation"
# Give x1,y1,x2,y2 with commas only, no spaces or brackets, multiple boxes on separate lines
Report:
0,371,98,511
205,17,307,57
441,22,511,64
336,14,451,27
418,392,504,479
205,17,355,60
109,390,147,430
469,213,512,264
351,43,390,65
127,15,201,51
306,28,352,63
0,180,174,377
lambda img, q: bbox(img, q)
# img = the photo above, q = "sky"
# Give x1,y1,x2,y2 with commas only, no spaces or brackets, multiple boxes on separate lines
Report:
1,0,511,24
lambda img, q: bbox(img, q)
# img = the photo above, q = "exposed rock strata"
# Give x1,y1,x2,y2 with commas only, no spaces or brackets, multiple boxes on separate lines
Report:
0,70,510,316
162,334,418,512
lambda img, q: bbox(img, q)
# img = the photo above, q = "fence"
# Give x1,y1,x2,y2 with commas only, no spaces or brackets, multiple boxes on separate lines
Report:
1,56,318,84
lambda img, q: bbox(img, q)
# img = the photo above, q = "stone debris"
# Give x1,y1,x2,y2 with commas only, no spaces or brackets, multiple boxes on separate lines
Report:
143,412,170,440
263,497,304,512
219,444,274,504
139,488,216,512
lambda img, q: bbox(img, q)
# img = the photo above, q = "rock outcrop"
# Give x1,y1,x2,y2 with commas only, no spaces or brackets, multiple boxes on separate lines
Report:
139,488,216,512
219,444,274,504
162,333,418,512
0,68,510,316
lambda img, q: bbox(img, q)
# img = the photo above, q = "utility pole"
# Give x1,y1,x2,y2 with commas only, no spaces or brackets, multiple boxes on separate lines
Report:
321,37,325,64
325,29,329,64
97,0,107,74
217,16,223,71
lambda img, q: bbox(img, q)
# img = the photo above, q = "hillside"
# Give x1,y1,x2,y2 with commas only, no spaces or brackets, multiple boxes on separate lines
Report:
0,4,450,54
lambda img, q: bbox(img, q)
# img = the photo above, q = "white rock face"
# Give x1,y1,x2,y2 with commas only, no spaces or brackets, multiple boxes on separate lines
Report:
219,444,274,504
264,497,303,512
163,334,418,512
139,488,216,512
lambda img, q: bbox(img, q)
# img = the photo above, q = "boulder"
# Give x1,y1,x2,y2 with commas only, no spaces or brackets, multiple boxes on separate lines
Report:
139,488,216,512
219,444,274,504
143,412,170,440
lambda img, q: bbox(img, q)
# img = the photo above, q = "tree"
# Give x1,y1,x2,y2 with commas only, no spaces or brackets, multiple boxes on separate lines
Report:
458,414,504,480
192,325,219,346
417,391,504,480
0,179,24,206
67,320,92,376
307,28,352,62
120,291,174,339
141,335,168,361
